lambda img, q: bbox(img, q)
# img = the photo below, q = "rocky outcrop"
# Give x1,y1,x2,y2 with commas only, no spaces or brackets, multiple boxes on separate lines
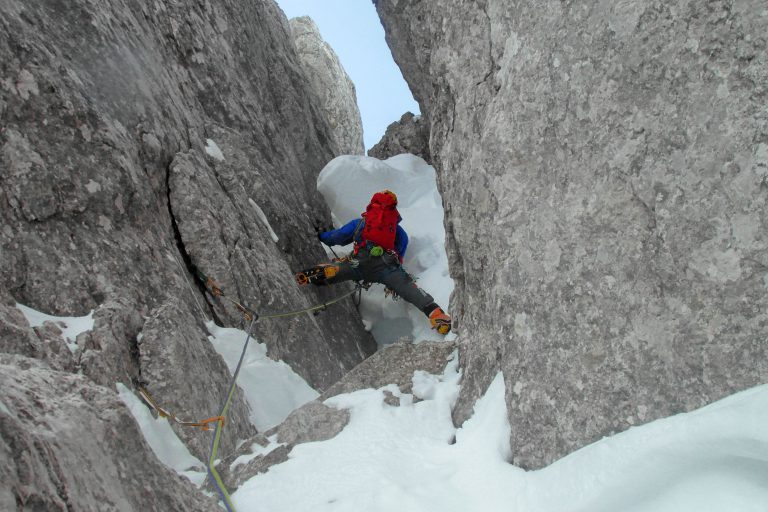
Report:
0,354,217,511
290,16,365,155
222,340,456,488
368,112,431,163
375,0,768,468
1,0,375,505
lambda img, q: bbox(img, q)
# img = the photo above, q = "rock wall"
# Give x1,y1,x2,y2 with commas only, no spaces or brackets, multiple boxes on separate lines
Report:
1,0,374,505
289,16,365,155
368,111,431,163
375,0,768,468
0,353,217,511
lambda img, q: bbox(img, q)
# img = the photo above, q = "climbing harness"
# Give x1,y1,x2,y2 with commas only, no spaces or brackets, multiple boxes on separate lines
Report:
353,281,372,308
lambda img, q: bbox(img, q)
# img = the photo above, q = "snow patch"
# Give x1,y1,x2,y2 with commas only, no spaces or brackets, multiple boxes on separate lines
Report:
15,303,94,353
0,400,11,416
249,199,280,243
205,138,225,161
206,322,318,431
453,372,511,462
116,383,206,486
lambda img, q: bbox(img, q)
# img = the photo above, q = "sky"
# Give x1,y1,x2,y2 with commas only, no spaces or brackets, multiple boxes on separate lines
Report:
275,0,420,151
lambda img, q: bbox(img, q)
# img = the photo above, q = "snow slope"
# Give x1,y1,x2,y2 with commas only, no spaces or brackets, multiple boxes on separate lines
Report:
233,353,768,512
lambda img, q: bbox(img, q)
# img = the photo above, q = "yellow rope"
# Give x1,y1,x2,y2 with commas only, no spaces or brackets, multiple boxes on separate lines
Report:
158,272,362,511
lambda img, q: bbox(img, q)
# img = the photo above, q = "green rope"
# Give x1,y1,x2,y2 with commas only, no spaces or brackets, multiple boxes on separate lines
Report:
260,285,362,319
203,282,361,511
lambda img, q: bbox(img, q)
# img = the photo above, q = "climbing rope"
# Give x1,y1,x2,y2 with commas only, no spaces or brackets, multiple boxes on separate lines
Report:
196,270,258,322
199,272,367,511
170,250,210,322
136,269,365,511
260,284,362,319
206,315,256,512
198,269,363,321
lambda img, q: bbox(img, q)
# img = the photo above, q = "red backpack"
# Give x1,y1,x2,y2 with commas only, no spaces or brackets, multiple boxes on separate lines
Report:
356,191,400,252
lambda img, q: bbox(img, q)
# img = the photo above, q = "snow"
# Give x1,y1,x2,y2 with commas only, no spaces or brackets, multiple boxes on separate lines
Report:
317,154,455,345
15,302,94,353
205,321,319,431
0,399,11,416
249,198,280,243
116,383,207,487
232,353,768,512
205,138,225,161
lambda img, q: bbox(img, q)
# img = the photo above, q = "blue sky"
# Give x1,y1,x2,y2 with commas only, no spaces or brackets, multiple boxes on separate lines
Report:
275,0,420,151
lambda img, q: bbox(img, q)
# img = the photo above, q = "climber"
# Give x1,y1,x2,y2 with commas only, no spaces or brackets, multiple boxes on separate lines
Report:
296,190,452,335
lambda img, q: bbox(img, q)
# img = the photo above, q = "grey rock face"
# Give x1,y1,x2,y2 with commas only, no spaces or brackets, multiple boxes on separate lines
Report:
368,112,431,164
1,0,375,504
168,128,376,388
137,299,257,460
290,16,365,155
319,339,457,400
376,0,768,468
0,355,217,511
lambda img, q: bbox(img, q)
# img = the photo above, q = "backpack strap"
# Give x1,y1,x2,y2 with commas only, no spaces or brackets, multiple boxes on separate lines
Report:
352,218,365,254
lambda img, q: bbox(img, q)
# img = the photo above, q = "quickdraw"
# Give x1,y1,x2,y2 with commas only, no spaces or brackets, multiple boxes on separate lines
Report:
138,386,224,431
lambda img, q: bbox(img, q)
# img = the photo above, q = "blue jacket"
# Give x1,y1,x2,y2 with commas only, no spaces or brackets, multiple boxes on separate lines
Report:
319,218,409,260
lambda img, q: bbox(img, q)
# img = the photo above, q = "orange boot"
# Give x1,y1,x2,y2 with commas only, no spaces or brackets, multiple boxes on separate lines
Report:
428,307,452,335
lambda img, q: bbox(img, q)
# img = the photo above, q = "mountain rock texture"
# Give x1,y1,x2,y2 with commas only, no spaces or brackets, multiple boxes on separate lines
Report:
0,353,217,511
368,111,431,163
290,16,365,155
375,0,768,468
1,0,373,505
